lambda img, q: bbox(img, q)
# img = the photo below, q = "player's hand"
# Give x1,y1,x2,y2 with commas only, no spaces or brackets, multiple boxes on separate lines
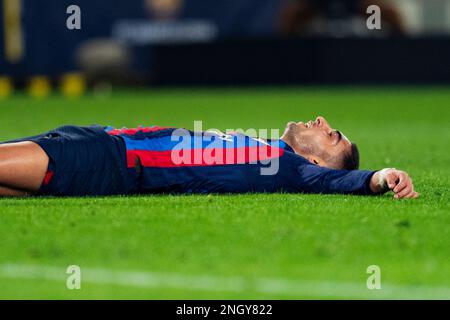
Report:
371,168,419,199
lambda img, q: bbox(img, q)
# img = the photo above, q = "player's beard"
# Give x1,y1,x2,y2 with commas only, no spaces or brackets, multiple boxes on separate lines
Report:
283,124,317,157
295,136,316,156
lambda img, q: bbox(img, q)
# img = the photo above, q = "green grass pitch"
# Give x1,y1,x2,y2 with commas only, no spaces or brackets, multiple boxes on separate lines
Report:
0,87,449,299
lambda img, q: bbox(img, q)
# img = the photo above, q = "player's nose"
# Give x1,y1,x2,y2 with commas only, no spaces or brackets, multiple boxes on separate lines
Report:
316,116,331,130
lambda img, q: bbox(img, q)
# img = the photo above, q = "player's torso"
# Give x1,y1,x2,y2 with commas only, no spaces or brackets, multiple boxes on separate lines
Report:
105,125,306,194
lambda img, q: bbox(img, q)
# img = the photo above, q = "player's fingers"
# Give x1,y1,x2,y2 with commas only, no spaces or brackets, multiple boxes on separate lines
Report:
394,182,413,199
386,172,399,189
393,172,410,192
405,192,417,199
393,176,408,193
402,191,419,199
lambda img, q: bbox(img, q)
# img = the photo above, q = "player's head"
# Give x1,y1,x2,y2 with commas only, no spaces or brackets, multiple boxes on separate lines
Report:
281,116,359,170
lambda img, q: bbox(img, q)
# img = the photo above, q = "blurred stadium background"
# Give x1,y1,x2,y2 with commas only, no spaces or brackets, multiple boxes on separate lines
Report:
1,0,450,93
1,1,450,299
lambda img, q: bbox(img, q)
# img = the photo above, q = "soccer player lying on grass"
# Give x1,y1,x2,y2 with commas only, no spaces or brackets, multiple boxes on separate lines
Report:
0,116,418,198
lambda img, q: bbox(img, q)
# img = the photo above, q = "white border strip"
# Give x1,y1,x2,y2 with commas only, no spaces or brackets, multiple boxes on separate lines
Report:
1,263,449,299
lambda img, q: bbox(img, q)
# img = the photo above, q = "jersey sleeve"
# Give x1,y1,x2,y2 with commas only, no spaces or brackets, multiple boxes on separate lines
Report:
294,164,376,195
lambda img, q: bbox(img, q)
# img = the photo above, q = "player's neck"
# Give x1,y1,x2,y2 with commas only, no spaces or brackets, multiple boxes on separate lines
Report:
280,137,306,157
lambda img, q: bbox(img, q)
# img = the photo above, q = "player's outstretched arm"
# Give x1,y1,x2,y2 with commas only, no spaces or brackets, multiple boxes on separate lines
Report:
369,168,419,199
294,164,418,199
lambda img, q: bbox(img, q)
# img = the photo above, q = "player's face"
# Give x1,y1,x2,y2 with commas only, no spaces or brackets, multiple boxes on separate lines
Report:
283,116,352,167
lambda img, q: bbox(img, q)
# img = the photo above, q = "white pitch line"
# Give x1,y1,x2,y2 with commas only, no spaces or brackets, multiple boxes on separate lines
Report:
0,263,449,299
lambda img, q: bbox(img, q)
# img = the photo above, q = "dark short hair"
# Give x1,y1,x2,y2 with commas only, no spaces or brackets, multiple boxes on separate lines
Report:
341,143,360,170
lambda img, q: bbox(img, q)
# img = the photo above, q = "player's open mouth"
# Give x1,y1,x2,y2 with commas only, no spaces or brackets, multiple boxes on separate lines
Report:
296,120,315,128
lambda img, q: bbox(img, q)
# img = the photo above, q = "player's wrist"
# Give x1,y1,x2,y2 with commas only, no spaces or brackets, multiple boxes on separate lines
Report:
371,168,396,194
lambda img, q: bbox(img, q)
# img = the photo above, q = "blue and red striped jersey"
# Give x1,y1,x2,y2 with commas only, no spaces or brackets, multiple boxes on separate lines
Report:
105,125,376,195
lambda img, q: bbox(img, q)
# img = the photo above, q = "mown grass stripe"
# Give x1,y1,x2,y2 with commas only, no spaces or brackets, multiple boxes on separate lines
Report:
1,264,449,299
